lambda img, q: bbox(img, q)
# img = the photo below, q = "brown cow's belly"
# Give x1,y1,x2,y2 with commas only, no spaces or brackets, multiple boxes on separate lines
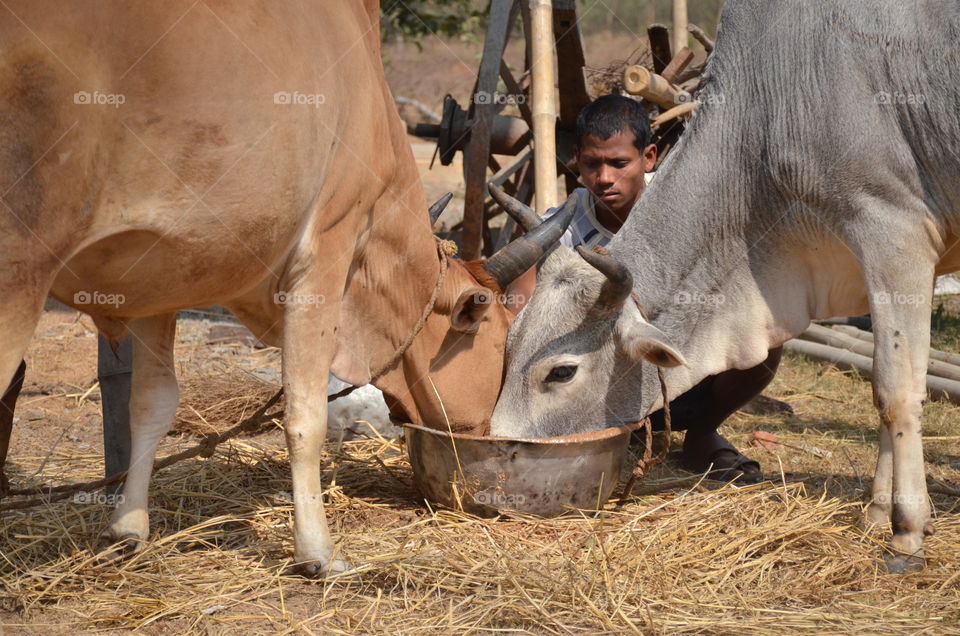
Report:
49,227,286,319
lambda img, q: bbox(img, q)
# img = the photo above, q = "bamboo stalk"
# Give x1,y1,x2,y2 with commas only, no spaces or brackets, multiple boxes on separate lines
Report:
623,66,691,109
672,0,688,59
784,339,960,404
800,324,960,382
830,324,960,367
530,0,559,214
651,102,697,128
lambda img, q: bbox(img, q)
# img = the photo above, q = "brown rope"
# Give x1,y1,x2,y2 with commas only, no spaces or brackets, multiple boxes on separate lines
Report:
618,366,672,506
1,241,452,510
327,240,450,400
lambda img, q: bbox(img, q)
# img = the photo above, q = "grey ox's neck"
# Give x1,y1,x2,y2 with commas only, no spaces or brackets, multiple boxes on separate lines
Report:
607,28,814,409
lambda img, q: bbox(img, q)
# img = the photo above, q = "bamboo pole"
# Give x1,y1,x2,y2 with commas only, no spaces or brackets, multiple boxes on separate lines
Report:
530,0,559,214
800,324,960,383
672,0,688,59
784,339,960,404
623,65,691,109
829,324,960,367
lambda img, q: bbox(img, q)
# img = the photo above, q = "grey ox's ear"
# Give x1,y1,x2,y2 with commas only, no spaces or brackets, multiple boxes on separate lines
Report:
618,318,687,368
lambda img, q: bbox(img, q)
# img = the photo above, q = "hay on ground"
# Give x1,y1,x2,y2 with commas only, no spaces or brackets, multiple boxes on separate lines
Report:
1,431,958,634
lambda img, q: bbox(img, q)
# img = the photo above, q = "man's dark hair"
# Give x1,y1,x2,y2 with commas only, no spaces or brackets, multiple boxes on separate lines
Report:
574,94,652,151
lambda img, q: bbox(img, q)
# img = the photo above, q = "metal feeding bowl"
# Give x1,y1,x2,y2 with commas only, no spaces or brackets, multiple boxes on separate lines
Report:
403,422,640,517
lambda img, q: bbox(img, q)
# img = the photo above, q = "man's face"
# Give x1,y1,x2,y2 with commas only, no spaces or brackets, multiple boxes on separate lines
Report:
576,129,657,220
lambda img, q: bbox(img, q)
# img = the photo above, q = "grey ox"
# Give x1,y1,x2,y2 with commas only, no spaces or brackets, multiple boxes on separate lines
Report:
490,0,960,572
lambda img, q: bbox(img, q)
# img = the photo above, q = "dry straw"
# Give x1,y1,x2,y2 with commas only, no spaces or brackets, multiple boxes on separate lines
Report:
1,429,958,633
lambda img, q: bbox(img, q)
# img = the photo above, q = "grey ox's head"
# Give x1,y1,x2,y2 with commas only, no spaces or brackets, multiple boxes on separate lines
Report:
489,245,686,438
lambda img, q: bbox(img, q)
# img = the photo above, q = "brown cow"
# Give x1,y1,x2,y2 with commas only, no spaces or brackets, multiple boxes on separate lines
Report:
0,2,563,575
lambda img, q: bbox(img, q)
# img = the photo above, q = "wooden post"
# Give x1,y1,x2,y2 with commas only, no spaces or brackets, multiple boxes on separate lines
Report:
530,0,559,213
672,0,688,59
461,0,517,260
660,46,695,84
646,24,672,76
552,0,590,195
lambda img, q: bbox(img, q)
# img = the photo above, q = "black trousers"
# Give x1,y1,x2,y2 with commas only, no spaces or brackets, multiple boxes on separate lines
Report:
648,347,783,466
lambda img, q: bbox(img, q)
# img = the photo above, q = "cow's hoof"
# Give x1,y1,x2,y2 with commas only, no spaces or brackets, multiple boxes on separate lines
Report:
863,502,890,529
883,552,925,574
293,557,355,579
96,533,145,563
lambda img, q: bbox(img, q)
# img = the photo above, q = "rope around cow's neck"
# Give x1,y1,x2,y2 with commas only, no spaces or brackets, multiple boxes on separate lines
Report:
327,238,453,400
617,366,671,506
0,240,453,509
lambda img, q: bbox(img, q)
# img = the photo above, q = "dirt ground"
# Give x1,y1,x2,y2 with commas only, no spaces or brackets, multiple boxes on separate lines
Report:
2,32,959,635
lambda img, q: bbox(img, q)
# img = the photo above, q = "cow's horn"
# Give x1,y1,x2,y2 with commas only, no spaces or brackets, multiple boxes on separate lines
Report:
483,192,577,290
576,245,634,313
487,182,541,232
429,192,454,224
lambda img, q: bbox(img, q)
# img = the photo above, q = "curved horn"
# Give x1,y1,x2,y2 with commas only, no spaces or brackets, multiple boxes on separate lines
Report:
482,193,577,290
576,245,634,313
428,192,454,224
487,182,541,232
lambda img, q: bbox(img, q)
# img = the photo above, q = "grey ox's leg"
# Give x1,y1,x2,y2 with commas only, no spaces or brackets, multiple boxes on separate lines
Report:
281,290,350,576
0,360,27,495
100,313,179,554
862,248,934,573
0,288,47,497
98,334,132,497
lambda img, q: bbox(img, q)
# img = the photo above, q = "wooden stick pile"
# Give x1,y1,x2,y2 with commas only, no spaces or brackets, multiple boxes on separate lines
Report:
785,323,960,404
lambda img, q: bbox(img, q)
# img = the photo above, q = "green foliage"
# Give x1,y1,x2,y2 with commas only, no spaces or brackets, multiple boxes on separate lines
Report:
380,0,489,42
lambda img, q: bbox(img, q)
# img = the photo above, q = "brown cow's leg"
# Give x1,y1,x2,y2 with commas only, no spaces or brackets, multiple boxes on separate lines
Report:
650,346,783,482
101,314,178,555
280,287,350,577
0,360,27,495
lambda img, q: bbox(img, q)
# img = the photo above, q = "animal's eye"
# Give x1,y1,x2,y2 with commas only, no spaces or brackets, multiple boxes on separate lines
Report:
545,365,577,383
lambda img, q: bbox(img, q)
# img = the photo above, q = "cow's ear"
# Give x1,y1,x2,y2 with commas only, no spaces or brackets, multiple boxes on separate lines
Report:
451,286,495,333
618,318,686,367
